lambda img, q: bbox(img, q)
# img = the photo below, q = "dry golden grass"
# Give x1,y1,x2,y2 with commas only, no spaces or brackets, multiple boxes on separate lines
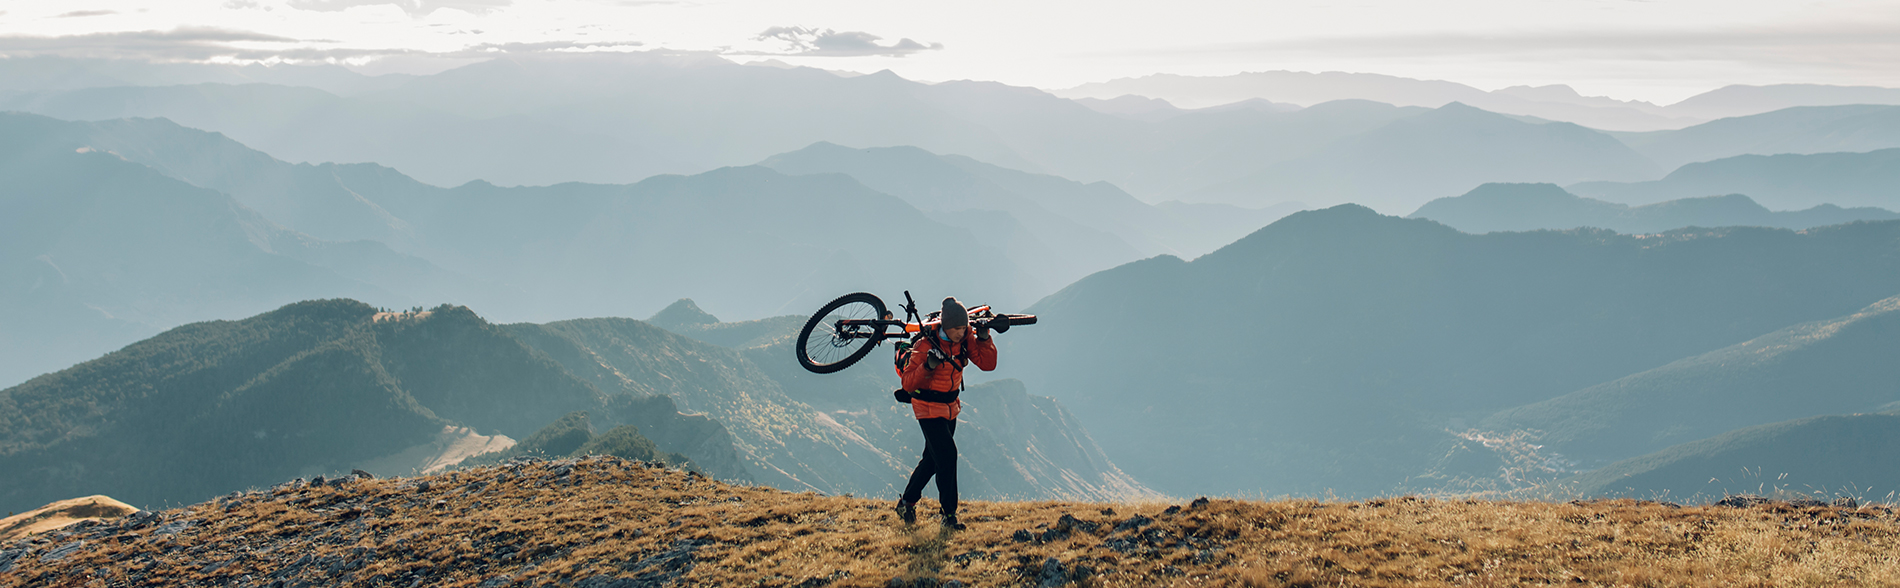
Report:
4,457,1899,587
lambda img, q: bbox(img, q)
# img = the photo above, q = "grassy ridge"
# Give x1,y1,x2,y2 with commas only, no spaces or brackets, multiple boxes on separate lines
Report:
5,457,1898,587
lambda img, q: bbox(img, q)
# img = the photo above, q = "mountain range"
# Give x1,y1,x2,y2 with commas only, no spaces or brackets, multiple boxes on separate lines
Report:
1409,183,1899,234
997,205,1900,497
0,300,720,513
0,113,492,388
1179,102,1662,211
9,55,1897,211
1057,72,1900,131
1610,105,1900,173
756,142,1300,274
1484,294,1900,468
0,112,1046,386
1571,147,1900,210
0,299,1149,514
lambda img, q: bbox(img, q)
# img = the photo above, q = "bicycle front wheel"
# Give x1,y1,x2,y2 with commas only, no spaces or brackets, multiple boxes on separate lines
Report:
795,292,889,374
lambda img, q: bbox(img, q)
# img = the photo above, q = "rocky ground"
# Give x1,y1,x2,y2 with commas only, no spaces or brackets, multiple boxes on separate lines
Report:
4,456,1900,587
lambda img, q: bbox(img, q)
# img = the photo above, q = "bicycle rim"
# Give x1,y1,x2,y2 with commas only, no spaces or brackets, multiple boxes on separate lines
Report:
796,293,887,373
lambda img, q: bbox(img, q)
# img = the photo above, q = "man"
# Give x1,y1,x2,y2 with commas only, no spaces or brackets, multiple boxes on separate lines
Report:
894,297,998,530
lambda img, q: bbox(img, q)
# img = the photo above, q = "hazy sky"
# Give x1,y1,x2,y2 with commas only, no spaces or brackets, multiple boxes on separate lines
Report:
1,0,1896,104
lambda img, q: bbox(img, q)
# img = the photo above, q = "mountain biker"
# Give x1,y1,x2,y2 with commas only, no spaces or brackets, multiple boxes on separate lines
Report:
893,297,998,530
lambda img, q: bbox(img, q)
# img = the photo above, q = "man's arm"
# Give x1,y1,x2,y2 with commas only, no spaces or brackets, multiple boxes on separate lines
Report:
900,338,935,390
969,335,997,371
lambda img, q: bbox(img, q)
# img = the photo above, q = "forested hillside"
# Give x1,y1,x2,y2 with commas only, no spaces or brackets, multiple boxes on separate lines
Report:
0,300,735,513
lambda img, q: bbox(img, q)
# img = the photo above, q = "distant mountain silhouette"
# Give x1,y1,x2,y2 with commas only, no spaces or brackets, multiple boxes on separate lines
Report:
385,166,1027,321
646,298,721,331
1611,105,1900,172
758,142,1299,271
1072,95,1190,122
1485,294,1900,467
1,55,1054,188
1106,99,1429,200
1571,148,1900,210
1663,84,1900,121
0,113,1051,384
0,55,1662,205
758,142,1143,293
3,110,1031,315
1183,103,1661,212
1055,71,1701,131
0,300,739,513
4,81,642,191
650,301,804,350
1001,205,1900,497
1409,183,1898,234
1059,75,1900,132
1567,414,1900,500
2,113,424,248
0,113,491,388
1072,95,1300,122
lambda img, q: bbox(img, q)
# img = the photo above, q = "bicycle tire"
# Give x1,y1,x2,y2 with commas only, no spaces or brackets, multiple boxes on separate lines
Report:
999,314,1037,326
796,292,889,374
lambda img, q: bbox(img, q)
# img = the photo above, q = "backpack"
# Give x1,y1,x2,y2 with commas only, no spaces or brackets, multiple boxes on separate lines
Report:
894,326,970,372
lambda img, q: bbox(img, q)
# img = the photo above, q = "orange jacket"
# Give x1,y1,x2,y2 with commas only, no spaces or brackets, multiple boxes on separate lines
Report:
900,329,998,420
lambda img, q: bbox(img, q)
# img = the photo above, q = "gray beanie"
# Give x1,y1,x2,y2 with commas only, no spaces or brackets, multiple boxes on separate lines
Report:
940,297,969,329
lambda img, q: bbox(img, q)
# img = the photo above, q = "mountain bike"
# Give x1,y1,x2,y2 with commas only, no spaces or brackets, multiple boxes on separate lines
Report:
795,291,1036,374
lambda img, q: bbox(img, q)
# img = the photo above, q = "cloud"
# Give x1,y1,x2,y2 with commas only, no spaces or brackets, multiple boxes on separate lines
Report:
0,27,647,63
748,26,942,57
285,0,514,17
55,10,119,18
0,27,305,61
1161,25,1900,73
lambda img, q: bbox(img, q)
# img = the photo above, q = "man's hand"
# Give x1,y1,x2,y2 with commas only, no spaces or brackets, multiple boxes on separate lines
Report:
982,315,1010,336
925,347,949,370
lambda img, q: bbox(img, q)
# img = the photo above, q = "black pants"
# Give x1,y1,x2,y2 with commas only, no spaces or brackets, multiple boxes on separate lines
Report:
900,417,957,516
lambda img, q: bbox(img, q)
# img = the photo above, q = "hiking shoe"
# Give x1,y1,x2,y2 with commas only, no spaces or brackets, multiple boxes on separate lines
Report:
895,500,916,525
941,514,966,531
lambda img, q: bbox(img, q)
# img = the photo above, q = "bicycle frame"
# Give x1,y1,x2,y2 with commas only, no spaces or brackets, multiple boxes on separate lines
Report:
795,290,1036,374
834,305,992,340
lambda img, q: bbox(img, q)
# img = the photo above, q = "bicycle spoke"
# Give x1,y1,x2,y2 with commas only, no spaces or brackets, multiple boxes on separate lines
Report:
803,300,879,367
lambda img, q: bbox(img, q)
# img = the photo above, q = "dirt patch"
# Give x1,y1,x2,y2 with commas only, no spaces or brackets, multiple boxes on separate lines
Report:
353,425,516,476
0,495,137,542
371,311,433,323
